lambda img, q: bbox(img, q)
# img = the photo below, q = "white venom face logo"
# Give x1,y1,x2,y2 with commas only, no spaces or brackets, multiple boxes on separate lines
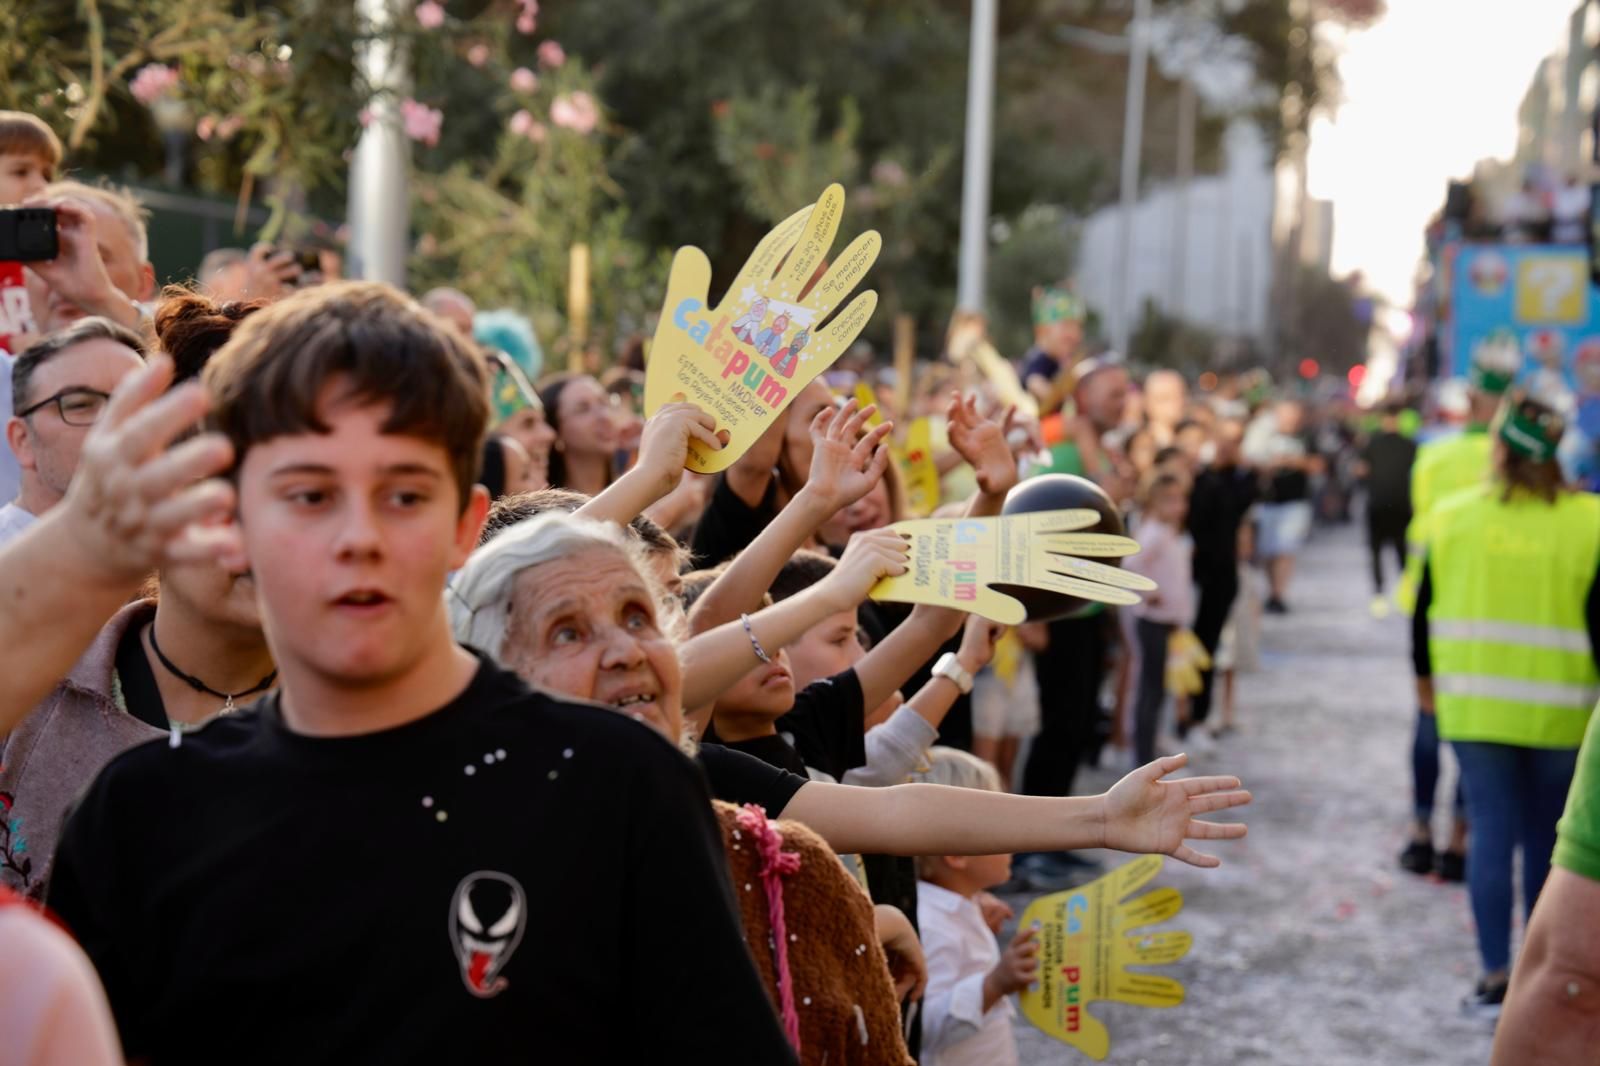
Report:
450,872,526,998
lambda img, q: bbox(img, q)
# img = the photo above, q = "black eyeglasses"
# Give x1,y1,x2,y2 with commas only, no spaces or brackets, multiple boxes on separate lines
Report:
16,387,111,427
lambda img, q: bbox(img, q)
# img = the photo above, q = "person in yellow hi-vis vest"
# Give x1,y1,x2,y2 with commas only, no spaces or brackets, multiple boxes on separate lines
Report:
1396,354,1516,883
1413,390,1600,1019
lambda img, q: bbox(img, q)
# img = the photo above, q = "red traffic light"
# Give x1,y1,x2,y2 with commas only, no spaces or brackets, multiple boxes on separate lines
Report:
1298,358,1319,379
1347,364,1367,388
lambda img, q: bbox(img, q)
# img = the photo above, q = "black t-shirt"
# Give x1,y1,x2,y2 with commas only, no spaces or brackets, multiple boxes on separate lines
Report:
1362,431,1417,514
703,669,866,782
1188,464,1257,577
697,741,808,817
48,654,796,1066
112,619,167,731
689,472,780,568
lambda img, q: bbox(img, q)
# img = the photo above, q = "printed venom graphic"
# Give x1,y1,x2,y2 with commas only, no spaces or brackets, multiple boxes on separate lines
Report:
449,872,526,998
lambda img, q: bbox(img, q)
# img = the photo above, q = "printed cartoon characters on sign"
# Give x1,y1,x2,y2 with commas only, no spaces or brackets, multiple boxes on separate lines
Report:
1018,855,1191,1061
868,510,1155,625
644,184,882,473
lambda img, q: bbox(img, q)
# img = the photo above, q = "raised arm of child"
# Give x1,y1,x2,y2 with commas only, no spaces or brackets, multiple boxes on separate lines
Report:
688,398,892,635
843,616,1005,787
946,392,1021,519
575,402,722,527
679,529,910,708
0,356,239,732
785,753,1250,868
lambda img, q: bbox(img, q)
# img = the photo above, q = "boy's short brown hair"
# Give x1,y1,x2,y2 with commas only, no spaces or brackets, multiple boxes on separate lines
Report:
203,281,490,510
0,111,62,169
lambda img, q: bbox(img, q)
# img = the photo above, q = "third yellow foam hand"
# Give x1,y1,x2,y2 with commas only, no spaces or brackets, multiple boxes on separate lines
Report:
1018,854,1191,1061
644,185,881,473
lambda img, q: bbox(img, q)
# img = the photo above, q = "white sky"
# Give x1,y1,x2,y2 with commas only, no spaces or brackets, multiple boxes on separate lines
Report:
1307,0,1580,305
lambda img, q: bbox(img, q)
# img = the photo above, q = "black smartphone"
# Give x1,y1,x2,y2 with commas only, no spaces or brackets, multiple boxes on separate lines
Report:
0,207,59,261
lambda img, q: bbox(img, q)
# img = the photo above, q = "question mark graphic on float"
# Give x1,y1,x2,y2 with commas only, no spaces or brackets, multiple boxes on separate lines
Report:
1517,255,1586,323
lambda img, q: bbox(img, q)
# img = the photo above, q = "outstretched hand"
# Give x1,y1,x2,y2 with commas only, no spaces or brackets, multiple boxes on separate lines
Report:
821,526,911,612
946,392,1019,498
1100,753,1251,868
59,354,242,582
802,397,893,515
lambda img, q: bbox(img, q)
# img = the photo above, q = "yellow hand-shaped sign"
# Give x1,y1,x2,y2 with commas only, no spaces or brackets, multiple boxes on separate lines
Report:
1019,855,1190,1061
868,511,1154,625
896,416,940,517
645,185,881,473
1165,628,1213,696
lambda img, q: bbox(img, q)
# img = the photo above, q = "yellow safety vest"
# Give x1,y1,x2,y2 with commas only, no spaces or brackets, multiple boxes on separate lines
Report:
1427,485,1600,748
1397,429,1492,614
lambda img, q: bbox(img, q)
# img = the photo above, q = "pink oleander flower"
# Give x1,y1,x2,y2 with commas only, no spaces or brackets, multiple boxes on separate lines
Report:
195,115,217,141
414,1,445,29
400,98,444,146
516,12,536,34
521,0,539,16
509,109,534,136
549,91,597,134
129,64,180,105
537,40,566,68
466,43,490,68
510,67,538,93
527,120,547,143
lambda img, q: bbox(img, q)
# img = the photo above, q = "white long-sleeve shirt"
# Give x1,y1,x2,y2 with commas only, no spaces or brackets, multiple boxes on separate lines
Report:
916,881,1019,1066
842,704,938,787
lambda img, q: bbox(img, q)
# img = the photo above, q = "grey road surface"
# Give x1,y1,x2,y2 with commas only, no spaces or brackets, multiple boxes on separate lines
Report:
1008,525,1497,1066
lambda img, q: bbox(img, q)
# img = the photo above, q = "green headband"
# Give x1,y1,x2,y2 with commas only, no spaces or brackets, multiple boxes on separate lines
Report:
1032,286,1085,327
489,354,541,424
1496,402,1562,462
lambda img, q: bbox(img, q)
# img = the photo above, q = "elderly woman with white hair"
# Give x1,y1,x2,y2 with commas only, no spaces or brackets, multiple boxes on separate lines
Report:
448,511,1254,869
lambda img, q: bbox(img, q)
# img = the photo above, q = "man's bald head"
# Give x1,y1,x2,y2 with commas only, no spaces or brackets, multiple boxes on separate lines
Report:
1076,363,1130,433
421,287,476,338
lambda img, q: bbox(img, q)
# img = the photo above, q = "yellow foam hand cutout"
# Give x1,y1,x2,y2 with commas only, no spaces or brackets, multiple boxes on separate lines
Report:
645,185,882,473
868,511,1155,625
1165,628,1213,696
897,417,941,517
1019,855,1190,1061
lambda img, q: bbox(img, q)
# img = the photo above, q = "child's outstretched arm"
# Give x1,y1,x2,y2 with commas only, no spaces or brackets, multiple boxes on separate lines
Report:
576,402,721,527
679,529,909,709
689,398,892,634
946,391,1022,519
785,753,1250,868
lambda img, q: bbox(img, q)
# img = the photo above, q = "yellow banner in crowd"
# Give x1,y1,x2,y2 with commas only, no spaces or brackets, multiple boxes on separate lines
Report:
868,511,1151,625
1018,855,1191,1061
897,417,940,517
645,185,882,473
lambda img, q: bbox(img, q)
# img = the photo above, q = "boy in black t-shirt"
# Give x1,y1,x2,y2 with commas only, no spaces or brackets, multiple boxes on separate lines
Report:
47,283,796,1066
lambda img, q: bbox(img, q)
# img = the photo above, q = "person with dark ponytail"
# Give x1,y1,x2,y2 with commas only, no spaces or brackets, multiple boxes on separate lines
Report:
1413,389,1600,1018
0,287,276,901
538,372,618,494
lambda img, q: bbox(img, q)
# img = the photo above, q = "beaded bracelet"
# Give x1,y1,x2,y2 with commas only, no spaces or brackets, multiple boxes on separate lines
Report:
741,612,771,664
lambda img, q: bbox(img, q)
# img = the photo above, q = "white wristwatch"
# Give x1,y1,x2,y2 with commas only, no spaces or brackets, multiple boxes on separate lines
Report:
933,652,974,695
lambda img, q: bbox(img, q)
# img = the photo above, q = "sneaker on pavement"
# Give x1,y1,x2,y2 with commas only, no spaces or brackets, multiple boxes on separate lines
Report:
1434,850,1466,883
1265,597,1289,615
1189,729,1217,755
1460,976,1507,1021
1398,839,1435,876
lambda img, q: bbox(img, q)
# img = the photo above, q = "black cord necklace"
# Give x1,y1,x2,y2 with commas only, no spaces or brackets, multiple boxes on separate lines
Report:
146,624,277,714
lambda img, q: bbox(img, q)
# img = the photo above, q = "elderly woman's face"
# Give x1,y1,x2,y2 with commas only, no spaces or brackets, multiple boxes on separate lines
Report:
502,546,683,740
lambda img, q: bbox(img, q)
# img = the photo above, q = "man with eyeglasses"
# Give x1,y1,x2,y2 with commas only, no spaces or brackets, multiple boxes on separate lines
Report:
2,317,145,544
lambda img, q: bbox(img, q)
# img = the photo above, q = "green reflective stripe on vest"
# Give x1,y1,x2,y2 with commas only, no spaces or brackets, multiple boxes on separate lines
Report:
1428,486,1600,748
1431,620,1594,654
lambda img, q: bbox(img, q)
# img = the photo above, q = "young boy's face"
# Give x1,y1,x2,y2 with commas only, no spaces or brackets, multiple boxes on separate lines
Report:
235,389,487,689
713,647,796,721
784,607,862,689
0,152,53,205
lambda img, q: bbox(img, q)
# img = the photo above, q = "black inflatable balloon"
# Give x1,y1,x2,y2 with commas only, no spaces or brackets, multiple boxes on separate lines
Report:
996,474,1127,621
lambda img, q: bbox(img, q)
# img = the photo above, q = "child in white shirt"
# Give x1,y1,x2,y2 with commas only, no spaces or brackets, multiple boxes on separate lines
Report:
914,748,1038,1066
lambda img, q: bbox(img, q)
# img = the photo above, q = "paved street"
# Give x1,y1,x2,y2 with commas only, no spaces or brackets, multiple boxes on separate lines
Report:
1010,524,1497,1066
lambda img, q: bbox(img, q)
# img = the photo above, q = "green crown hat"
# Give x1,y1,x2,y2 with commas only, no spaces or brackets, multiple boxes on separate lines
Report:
1493,390,1564,463
1032,284,1085,327
1469,329,1520,396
